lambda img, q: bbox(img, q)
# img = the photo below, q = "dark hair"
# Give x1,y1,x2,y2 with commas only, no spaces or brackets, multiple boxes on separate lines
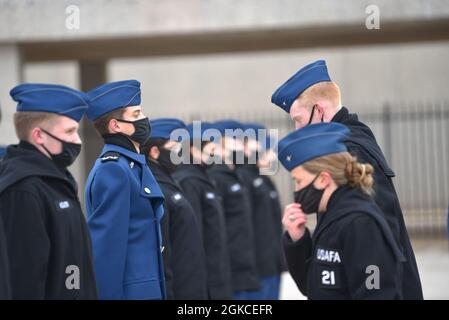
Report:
141,137,168,156
93,108,126,136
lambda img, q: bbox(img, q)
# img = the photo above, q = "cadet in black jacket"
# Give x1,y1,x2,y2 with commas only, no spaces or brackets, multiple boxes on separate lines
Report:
271,59,422,299
207,120,259,299
141,118,207,300
173,122,232,300
0,83,97,299
235,123,284,300
0,108,11,299
279,123,405,299
0,216,10,299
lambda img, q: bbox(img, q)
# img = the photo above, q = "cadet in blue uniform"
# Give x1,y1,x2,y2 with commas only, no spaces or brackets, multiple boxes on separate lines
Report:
173,122,233,300
84,80,166,300
236,122,285,300
272,60,423,299
279,123,405,299
141,118,207,300
0,83,97,299
207,120,259,299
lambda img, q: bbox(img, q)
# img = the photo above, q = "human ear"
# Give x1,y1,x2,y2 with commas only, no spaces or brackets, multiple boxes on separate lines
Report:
316,172,331,190
31,127,44,145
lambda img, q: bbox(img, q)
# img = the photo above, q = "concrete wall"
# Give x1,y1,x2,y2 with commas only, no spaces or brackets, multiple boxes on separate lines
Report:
108,41,449,117
1,0,448,42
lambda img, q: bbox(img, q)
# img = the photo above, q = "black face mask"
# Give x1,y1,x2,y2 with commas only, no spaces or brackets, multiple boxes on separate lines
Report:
294,174,325,214
157,147,179,174
307,105,324,125
116,117,151,145
40,129,81,168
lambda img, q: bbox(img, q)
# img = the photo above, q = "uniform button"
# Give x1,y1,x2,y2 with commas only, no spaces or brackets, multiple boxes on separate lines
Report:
144,187,151,194
129,161,134,168
161,246,165,253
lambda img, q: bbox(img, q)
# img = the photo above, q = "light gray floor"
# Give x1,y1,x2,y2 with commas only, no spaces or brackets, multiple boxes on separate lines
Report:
279,239,449,300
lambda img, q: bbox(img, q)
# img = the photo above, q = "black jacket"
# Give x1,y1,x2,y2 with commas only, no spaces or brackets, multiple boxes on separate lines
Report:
0,141,97,299
173,164,233,299
261,175,288,274
235,164,283,278
283,186,406,300
332,107,423,299
207,164,259,292
148,161,207,300
0,216,10,299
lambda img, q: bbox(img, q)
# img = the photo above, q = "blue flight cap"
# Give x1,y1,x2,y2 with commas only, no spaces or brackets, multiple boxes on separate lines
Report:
186,121,220,143
212,120,244,135
10,83,88,122
244,122,277,151
86,80,141,121
244,122,266,140
271,60,331,113
149,118,186,140
277,123,350,171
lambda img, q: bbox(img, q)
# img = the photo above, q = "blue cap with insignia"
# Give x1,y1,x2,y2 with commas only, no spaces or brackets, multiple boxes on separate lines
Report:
277,122,349,171
9,83,88,122
271,60,331,113
149,118,186,140
86,79,141,121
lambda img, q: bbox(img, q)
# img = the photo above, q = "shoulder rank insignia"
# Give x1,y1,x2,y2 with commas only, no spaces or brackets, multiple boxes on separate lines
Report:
101,152,120,163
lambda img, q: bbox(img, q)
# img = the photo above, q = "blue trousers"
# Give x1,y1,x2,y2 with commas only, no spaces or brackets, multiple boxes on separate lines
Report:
234,275,281,300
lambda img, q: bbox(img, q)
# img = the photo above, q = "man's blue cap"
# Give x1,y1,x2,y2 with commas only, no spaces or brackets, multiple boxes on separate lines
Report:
86,80,141,121
212,120,244,134
149,118,186,140
10,83,88,122
244,122,277,151
271,60,331,113
244,122,266,140
277,123,349,171
186,121,220,142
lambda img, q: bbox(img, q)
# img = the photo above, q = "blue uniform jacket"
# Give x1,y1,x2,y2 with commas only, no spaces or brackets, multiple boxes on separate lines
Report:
85,144,166,300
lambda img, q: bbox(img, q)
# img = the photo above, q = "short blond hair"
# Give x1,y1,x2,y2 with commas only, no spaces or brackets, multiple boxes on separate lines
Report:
302,151,374,196
13,111,58,141
297,81,341,110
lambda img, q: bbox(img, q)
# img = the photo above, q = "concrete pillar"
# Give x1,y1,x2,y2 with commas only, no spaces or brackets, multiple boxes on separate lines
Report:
0,44,23,145
78,60,106,191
